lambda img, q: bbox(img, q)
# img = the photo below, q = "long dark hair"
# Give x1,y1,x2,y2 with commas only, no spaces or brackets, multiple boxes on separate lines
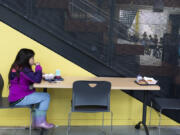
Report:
8,48,35,83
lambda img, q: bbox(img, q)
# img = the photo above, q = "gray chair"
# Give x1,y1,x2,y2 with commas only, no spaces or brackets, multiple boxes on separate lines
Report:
149,97,180,134
0,74,33,135
67,80,112,135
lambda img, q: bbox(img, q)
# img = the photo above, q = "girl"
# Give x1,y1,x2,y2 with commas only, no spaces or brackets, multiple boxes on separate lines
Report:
8,48,54,129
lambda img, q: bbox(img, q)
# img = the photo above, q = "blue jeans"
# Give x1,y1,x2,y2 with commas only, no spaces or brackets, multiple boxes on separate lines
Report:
15,92,50,111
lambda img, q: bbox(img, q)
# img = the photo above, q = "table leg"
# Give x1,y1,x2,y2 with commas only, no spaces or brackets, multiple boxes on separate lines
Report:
40,128,46,135
135,91,149,135
43,88,47,93
39,88,48,135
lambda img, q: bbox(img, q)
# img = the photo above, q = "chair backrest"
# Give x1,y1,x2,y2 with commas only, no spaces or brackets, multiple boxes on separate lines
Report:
0,74,4,98
72,81,111,112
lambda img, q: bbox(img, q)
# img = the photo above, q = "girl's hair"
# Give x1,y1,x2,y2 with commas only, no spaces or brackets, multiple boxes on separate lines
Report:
8,48,35,83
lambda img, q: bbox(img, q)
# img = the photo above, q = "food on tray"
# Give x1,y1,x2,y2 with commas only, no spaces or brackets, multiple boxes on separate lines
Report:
138,80,147,85
136,76,158,85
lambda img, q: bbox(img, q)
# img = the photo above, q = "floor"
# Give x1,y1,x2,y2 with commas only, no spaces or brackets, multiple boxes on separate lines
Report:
0,126,180,135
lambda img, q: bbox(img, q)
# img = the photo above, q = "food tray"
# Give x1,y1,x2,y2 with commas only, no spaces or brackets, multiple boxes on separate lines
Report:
134,80,157,86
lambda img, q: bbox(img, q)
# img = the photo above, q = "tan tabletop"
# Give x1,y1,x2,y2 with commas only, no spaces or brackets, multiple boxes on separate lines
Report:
33,76,160,91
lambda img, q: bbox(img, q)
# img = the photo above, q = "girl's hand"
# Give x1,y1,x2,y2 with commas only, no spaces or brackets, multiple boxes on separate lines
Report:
33,62,40,66
36,62,40,66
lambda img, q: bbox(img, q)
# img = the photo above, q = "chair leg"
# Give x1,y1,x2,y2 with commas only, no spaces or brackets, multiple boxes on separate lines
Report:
149,101,153,126
29,108,33,135
110,111,113,135
158,109,162,135
67,111,72,135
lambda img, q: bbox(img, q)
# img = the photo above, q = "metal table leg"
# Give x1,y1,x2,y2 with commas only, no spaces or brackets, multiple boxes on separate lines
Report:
43,88,47,92
135,91,149,135
39,88,48,135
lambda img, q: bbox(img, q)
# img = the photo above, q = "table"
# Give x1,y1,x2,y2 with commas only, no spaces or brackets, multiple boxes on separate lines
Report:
34,76,160,135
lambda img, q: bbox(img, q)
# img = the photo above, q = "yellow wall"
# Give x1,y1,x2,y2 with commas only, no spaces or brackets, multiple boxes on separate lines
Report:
0,22,179,126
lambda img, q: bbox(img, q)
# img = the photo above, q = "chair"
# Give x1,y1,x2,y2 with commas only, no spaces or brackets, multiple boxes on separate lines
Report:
67,80,112,135
149,97,180,134
0,74,33,135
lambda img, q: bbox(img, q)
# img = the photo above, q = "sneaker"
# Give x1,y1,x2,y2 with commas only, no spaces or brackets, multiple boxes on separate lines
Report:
36,122,55,129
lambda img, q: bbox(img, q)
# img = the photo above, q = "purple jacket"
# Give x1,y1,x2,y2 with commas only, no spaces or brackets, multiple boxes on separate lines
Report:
8,65,42,102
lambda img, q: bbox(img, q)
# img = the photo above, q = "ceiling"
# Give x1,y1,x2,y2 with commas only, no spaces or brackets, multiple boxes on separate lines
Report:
116,0,180,8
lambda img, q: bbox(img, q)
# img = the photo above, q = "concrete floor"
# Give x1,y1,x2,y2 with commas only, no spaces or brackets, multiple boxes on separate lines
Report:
0,126,180,135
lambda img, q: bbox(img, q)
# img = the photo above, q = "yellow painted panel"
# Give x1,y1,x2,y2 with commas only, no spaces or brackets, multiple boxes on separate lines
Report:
0,22,179,126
